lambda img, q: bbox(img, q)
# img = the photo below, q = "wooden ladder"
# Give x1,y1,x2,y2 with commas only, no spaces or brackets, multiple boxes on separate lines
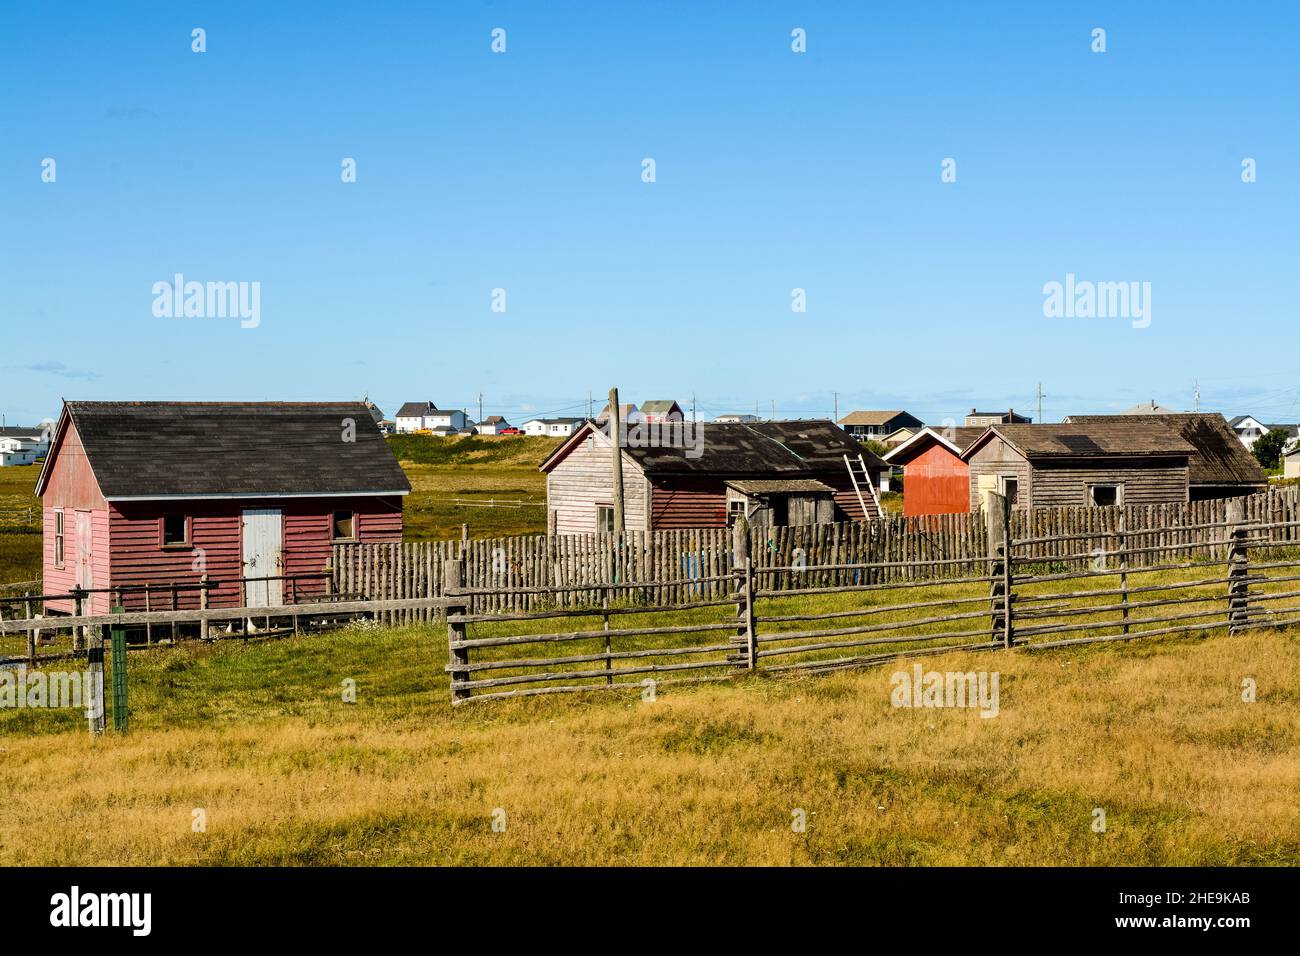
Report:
843,453,883,520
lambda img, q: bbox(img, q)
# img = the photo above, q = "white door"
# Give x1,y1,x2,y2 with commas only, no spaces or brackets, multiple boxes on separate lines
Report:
75,510,94,591
241,509,283,607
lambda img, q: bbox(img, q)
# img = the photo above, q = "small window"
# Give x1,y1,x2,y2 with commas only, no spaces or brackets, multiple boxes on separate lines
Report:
162,514,189,546
727,498,747,526
1089,484,1122,507
54,510,65,567
332,511,356,540
596,505,615,533
1000,476,1020,506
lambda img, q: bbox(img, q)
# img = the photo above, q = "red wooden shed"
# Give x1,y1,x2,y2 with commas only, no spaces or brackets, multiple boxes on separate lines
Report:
882,426,986,517
35,401,410,614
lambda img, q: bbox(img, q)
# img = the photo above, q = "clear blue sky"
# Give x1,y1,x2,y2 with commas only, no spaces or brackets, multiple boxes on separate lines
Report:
2,1,1296,427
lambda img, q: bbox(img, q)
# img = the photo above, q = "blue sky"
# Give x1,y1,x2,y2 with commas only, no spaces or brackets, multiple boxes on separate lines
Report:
2,1,1297,427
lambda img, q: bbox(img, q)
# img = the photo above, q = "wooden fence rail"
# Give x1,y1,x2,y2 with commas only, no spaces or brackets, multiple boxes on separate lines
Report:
445,495,1300,704
334,486,1300,616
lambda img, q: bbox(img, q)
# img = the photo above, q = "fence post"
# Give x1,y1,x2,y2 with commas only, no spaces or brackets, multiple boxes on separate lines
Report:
732,516,757,670
87,622,106,736
110,605,128,733
445,559,470,703
602,590,612,686
1227,498,1249,633
984,491,1012,647
71,586,86,652
199,574,210,641
1118,508,1130,636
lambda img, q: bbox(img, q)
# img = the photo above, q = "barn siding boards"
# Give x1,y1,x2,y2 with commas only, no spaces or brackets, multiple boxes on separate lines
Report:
546,430,649,534
902,441,971,516
651,478,727,529
966,435,1033,511
1028,460,1188,508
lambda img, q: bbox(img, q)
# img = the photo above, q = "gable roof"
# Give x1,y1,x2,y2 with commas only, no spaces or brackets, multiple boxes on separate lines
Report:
395,401,437,418
639,400,682,415
540,420,887,477
961,422,1195,462
1065,414,1267,485
38,401,410,500
883,426,986,464
838,410,910,426
0,426,49,440
1121,401,1180,415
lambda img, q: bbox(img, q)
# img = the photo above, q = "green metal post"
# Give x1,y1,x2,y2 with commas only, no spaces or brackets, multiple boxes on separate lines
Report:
110,605,128,733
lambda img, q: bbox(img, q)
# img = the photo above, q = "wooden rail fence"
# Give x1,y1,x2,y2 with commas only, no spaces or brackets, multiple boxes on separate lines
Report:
335,486,1300,616
445,494,1300,704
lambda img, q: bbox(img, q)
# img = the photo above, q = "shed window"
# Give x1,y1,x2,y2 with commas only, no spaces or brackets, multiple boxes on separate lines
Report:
1089,484,1122,507
596,505,616,533
54,510,65,567
727,498,747,526
332,511,356,540
999,476,1020,506
162,514,189,546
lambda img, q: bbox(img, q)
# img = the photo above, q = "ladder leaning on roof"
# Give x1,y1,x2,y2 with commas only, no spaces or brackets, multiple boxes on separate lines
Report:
843,453,883,520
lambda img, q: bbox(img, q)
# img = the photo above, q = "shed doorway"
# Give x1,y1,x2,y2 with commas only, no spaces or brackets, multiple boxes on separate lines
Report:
242,508,283,606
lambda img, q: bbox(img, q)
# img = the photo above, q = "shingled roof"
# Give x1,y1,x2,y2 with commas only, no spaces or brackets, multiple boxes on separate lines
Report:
1066,414,1266,486
883,426,986,464
541,420,887,476
39,401,410,499
963,422,1195,461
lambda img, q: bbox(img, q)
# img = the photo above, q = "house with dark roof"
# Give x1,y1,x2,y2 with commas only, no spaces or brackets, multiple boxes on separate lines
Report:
1065,413,1266,500
882,426,987,516
959,422,1196,511
475,415,512,436
639,400,684,424
0,425,53,466
36,401,410,614
394,402,469,434
1229,415,1299,451
964,408,1032,427
837,410,923,441
540,420,887,533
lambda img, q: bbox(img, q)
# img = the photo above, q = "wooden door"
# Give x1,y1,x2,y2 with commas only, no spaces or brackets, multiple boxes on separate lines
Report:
241,509,283,607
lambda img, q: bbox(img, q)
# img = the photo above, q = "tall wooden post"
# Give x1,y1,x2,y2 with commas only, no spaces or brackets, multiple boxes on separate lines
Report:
1118,508,1130,635
199,574,210,641
445,559,470,702
609,387,625,533
87,622,106,736
1226,498,1249,633
984,491,1011,647
71,587,86,652
733,516,756,669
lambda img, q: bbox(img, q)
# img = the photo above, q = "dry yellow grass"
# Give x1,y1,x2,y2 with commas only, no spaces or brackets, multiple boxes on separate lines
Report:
1,622,1297,866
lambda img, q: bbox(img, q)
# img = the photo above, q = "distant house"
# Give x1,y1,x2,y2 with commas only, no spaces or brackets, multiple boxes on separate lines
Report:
964,408,1032,427
522,417,586,438
362,397,384,423
1121,400,1180,415
881,426,920,448
837,410,924,441
595,402,641,425
0,425,52,466
713,413,762,424
475,415,511,436
882,426,987,516
394,402,469,434
1066,414,1266,500
1284,441,1300,479
961,422,1196,511
640,400,684,424
540,420,887,534
1229,415,1298,450
36,401,409,614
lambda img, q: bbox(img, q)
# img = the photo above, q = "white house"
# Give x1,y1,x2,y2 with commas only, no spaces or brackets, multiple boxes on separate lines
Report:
0,425,52,466
475,415,511,435
1230,415,1299,450
394,402,469,434
1284,440,1300,479
714,413,761,423
523,417,586,437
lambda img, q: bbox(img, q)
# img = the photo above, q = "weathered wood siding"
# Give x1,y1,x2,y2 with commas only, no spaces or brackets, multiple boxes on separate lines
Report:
41,421,111,612
966,435,1032,511
1029,459,1188,508
545,430,649,534
102,496,403,611
902,443,970,517
650,478,726,528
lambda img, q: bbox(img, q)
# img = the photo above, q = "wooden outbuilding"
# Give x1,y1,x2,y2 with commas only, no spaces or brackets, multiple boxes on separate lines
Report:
960,422,1196,511
882,426,986,517
1064,413,1267,500
36,401,409,613
540,420,887,534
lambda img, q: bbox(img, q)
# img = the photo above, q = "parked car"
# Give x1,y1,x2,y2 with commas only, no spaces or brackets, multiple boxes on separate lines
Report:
498,427,523,436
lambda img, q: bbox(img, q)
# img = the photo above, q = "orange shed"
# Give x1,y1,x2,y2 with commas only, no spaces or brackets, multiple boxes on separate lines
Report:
882,426,986,517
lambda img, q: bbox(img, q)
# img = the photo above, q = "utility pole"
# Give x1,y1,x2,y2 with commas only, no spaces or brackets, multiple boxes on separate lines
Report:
1036,382,1044,424
833,391,838,423
1194,379,1201,412
692,392,697,423
478,393,483,424
771,399,776,421
608,387,625,533
588,391,593,420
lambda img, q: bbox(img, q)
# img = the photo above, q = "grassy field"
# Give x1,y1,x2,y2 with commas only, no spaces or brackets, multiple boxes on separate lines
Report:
0,614,1296,865
0,464,41,584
